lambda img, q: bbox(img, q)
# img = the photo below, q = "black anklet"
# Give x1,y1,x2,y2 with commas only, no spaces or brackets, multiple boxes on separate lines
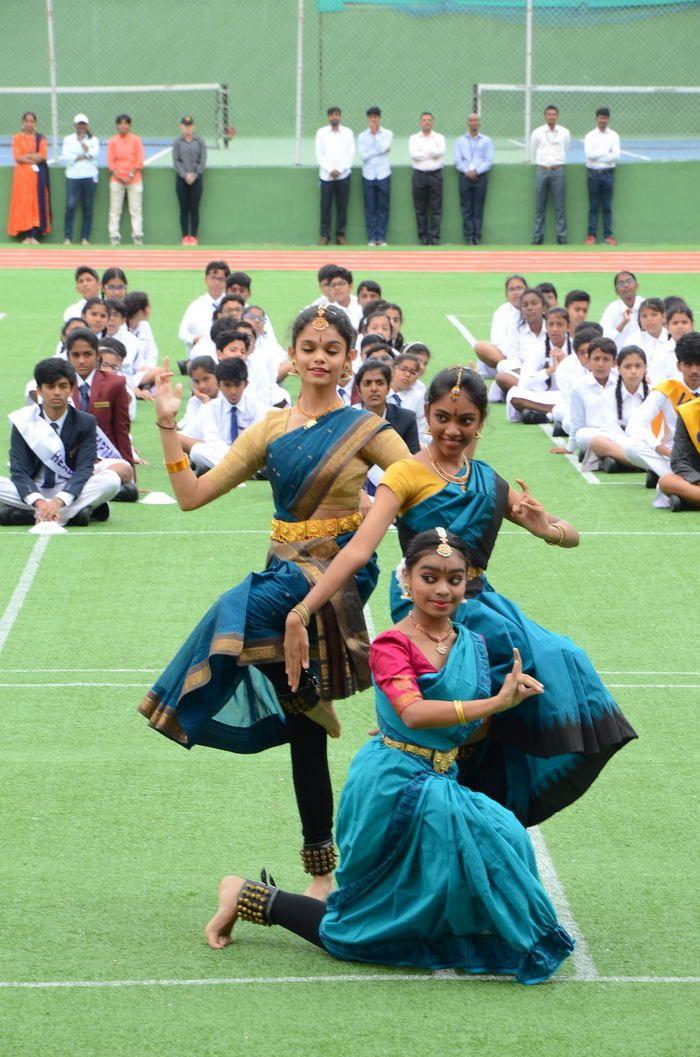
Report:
237,880,277,925
300,840,338,876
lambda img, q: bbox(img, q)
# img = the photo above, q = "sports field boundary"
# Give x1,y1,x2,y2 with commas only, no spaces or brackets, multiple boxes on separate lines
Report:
0,248,698,272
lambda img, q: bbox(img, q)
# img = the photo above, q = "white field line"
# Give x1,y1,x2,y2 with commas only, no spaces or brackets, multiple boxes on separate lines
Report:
538,422,599,484
2,668,697,677
0,537,49,654
0,974,695,990
0,528,697,539
2,681,697,691
447,313,477,348
363,603,376,642
0,312,6,321
529,826,598,981
620,148,652,162
144,146,173,166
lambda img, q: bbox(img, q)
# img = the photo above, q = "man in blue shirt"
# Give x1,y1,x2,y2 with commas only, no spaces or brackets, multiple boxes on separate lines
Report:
357,107,393,246
453,114,494,245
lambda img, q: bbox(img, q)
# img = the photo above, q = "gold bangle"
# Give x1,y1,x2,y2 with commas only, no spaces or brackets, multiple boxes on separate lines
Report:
156,420,177,430
291,602,311,628
164,456,190,474
544,522,566,547
453,699,467,725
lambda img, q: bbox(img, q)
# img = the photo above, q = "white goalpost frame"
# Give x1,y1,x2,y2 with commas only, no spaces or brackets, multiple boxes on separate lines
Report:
45,0,59,163
294,0,306,166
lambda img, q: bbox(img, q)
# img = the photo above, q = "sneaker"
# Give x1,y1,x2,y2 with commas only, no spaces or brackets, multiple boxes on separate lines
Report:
604,237,618,246
319,235,330,246
190,236,198,245
531,237,543,245
70,508,91,526
520,409,550,425
110,237,121,246
368,241,376,246
601,456,619,473
551,422,567,438
133,237,143,246
81,239,90,246
0,503,35,526
378,241,388,246
89,502,110,522
645,470,659,489
113,481,139,503
584,235,596,245
557,236,568,245
336,235,347,245
181,237,189,246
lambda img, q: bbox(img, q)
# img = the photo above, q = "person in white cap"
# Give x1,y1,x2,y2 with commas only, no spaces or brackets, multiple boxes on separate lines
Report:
61,114,99,245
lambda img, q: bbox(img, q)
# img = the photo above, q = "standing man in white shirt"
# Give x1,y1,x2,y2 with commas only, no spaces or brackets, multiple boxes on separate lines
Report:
453,113,494,245
315,106,355,246
584,107,621,246
177,260,231,356
61,114,99,245
530,104,571,245
408,112,446,245
357,106,393,246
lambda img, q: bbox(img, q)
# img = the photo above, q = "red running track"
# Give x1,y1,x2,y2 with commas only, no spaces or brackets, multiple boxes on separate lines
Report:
0,247,698,273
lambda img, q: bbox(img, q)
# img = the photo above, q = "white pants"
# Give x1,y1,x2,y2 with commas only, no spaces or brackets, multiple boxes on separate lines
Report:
506,384,558,422
189,442,227,472
618,437,672,506
108,180,143,240
0,470,121,525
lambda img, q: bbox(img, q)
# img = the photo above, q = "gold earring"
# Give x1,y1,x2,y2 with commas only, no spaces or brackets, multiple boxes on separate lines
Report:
289,360,299,376
475,431,483,438
400,581,412,601
340,364,353,383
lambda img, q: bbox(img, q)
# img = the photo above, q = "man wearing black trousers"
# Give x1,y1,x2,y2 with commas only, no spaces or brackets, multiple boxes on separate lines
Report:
408,112,445,245
315,107,355,246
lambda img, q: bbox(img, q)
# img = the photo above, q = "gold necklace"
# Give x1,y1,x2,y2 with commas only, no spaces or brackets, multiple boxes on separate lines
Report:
427,447,471,492
295,399,343,430
409,612,454,656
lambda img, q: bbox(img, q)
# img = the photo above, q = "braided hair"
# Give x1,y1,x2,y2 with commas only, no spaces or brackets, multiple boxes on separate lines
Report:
615,345,648,427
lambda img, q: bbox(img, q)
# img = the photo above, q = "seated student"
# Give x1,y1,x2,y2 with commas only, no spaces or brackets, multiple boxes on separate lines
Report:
535,281,557,308
124,291,159,394
551,324,600,436
243,305,290,386
177,354,219,453
658,396,700,511
189,358,266,474
97,336,137,422
63,265,100,321
65,329,136,499
402,341,430,385
80,296,109,338
0,357,121,526
177,259,230,355
305,262,338,309
507,306,572,423
363,305,394,346
473,274,528,401
583,345,649,472
55,316,85,358
383,302,405,350
357,358,420,499
618,297,670,378
566,337,618,465
495,287,547,395
220,324,289,409
104,299,140,376
621,331,700,505
564,289,590,331
327,266,363,329
389,352,427,441
653,302,694,385
600,270,643,344
101,267,128,302
357,279,382,308
226,271,279,346
360,341,395,368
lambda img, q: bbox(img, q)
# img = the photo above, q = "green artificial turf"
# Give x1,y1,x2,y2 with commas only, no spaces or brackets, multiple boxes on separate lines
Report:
0,262,698,1056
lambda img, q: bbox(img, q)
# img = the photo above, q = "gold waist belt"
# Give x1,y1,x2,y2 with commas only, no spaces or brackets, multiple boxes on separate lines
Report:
381,735,458,774
270,512,363,543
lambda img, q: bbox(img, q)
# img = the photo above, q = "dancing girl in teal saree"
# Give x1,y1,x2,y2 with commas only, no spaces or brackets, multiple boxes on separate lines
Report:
139,305,408,896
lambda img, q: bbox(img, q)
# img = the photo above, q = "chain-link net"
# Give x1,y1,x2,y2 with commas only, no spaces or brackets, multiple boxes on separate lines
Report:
0,0,697,166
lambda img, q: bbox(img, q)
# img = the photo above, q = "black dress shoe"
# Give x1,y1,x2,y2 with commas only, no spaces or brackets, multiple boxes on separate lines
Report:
177,359,189,376
70,508,91,526
0,503,35,526
645,470,659,489
521,409,550,425
557,236,568,244
551,422,567,438
89,503,110,522
114,481,139,502
532,238,543,245
601,457,619,473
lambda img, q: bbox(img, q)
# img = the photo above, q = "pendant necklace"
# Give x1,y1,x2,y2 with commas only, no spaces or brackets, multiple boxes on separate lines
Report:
296,399,343,430
409,612,454,656
428,447,471,492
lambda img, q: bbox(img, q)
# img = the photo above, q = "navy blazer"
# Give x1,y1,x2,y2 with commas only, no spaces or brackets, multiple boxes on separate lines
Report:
385,401,421,454
9,405,97,502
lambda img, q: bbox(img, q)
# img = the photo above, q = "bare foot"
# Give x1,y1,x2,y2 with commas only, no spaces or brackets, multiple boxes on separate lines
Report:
204,875,245,949
549,446,569,455
304,872,333,901
305,699,341,738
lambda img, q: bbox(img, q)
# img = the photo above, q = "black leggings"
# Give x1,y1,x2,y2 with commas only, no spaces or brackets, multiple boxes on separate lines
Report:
269,889,327,950
175,175,203,237
265,662,333,846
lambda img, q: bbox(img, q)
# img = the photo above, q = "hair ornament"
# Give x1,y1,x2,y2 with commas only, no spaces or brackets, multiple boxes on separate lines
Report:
449,365,464,401
435,527,453,558
312,305,330,331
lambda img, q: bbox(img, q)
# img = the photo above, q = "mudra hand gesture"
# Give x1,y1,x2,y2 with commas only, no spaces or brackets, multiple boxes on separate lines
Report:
284,611,310,692
510,479,552,538
154,357,183,422
494,648,544,712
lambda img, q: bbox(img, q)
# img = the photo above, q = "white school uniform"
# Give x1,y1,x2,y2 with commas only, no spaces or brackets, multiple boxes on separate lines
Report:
331,295,364,331
389,382,427,444
477,301,519,397
620,385,699,482
551,355,589,432
189,390,266,472
506,337,573,422
621,327,677,385
177,393,209,442
178,292,223,355
63,297,87,322
127,320,159,388
499,323,547,380
600,295,644,343
567,373,617,456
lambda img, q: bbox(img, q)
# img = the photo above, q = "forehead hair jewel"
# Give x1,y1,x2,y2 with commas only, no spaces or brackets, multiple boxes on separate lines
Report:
435,527,453,558
311,305,330,331
449,365,464,401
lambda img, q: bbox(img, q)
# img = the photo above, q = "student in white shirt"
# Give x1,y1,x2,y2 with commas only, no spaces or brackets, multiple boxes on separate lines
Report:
178,260,230,355
661,303,695,380
357,106,393,245
389,353,427,441
587,346,649,471
326,266,363,330
567,338,619,466
408,112,446,245
63,265,100,320
191,297,246,360
124,291,158,393
551,325,601,436
530,104,571,244
80,297,108,339
584,107,621,246
495,288,547,395
190,358,266,473
473,274,528,402
177,355,219,452
215,327,284,410
315,106,355,245
241,307,291,402
508,306,573,423
621,298,671,381
620,334,700,504
61,115,99,245
104,300,140,377
600,271,644,342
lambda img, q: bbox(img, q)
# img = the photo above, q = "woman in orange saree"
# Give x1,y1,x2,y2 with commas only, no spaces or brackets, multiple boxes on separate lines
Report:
7,112,52,243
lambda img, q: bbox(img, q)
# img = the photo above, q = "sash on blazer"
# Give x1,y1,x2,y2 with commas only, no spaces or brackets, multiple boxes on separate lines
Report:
9,405,73,481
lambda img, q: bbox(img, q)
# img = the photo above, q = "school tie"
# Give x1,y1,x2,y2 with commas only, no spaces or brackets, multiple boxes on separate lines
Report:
43,421,60,488
389,393,402,407
229,405,239,443
79,382,90,410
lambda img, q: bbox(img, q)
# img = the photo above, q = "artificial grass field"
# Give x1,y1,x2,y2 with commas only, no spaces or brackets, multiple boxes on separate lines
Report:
0,263,698,1057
